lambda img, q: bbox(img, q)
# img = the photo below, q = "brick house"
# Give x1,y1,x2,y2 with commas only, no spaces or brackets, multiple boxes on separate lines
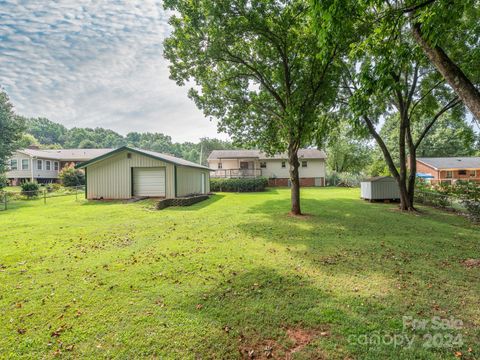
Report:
416,157,480,184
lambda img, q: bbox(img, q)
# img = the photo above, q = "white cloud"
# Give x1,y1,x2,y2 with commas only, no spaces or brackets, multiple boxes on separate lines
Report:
0,0,226,142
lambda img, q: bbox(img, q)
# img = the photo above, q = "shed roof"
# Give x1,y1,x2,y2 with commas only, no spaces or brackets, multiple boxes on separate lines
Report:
362,176,396,183
76,146,210,170
18,148,113,161
418,157,480,170
208,149,326,160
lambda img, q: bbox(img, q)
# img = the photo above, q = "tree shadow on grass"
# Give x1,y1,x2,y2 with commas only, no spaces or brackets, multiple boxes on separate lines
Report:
232,198,480,348
241,197,478,255
179,267,362,359
179,267,449,359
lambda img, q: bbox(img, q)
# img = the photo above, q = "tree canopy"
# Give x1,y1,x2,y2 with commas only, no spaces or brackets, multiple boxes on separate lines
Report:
15,116,236,166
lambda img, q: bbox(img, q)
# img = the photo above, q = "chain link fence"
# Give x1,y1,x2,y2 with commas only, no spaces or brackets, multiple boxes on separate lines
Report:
0,186,85,211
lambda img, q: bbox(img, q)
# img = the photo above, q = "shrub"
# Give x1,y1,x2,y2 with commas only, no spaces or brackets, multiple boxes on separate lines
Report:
59,166,85,187
210,177,268,192
452,181,480,201
462,199,480,223
21,182,40,198
0,174,7,190
48,183,62,192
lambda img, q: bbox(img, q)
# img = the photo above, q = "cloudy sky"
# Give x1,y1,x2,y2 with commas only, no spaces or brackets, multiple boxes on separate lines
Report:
0,1,225,142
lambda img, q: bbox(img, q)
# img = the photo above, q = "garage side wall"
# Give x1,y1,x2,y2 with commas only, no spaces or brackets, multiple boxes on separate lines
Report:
86,151,175,199
176,166,210,196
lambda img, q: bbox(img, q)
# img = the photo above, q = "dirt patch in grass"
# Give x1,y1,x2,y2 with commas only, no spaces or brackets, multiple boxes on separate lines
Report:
239,327,327,359
287,212,314,220
461,259,480,268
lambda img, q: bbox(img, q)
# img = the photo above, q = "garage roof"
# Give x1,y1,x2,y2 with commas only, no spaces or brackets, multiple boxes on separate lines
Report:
76,146,211,170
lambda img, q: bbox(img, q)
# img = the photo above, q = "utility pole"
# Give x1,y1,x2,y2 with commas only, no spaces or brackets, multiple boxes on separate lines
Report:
199,143,203,165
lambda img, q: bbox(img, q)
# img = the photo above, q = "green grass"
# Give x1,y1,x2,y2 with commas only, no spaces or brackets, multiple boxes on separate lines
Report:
2,186,22,193
0,188,479,359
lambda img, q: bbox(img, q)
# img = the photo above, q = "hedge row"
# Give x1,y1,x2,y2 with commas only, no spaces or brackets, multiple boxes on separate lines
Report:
210,177,268,192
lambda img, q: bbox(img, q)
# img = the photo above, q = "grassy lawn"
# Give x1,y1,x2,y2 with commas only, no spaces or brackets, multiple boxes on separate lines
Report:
2,186,22,193
1,188,479,359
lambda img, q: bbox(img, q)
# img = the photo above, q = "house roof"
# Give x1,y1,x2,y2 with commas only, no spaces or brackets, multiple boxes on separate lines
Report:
207,149,326,161
76,146,210,170
417,157,480,170
18,148,113,161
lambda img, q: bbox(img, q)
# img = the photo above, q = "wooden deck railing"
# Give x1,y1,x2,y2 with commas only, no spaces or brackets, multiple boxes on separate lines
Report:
210,169,263,178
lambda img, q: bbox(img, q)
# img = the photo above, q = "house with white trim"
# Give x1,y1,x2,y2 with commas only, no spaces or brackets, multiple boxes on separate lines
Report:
207,149,327,186
6,148,112,185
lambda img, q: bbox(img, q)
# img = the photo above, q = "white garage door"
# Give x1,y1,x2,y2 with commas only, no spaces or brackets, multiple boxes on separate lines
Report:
133,167,166,197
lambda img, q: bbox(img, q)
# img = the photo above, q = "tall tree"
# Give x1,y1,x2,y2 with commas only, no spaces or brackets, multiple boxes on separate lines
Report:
314,0,480,121
164,0,339,214
405,0,480,121
313,0,462,210
0,90,24,172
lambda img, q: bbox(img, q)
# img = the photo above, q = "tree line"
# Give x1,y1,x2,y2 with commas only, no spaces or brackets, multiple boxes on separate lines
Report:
1,108,236,167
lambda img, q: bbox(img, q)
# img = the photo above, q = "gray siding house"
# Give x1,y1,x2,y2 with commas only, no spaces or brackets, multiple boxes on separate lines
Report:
6,148,112,185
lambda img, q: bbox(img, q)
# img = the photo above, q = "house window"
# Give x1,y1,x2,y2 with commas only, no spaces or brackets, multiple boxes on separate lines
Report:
218,162,222,169
21,159,29,170
445,171,452,179
240,162,249,170
37,160,43,170
458,169,467,175
46,160,51,171
281,161,286,168
301,160,308,168
470,170,477,177
54,162,59,171
260,161,267,169
10,159,18,170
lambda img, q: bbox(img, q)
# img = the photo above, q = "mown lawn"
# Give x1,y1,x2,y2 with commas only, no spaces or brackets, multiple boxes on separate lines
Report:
0,188,479,359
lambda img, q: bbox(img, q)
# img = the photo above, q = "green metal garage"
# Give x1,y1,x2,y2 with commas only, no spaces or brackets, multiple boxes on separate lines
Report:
76,147,210,200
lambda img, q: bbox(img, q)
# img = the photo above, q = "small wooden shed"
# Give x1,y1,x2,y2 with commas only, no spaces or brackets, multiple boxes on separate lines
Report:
360,176,400,201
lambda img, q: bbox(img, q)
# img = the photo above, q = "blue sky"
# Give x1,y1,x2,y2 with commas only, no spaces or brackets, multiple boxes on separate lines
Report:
0,1,224,142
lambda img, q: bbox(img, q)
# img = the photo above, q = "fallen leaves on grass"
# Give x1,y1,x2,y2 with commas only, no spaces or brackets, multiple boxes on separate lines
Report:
51,325,66,337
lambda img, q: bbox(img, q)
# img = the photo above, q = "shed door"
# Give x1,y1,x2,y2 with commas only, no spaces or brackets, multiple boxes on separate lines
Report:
133,168,166,197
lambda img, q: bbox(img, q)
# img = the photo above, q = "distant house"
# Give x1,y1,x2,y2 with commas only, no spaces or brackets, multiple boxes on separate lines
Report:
76,146,210,199
207,149,326,186
6,148,112,185
416,157,480,184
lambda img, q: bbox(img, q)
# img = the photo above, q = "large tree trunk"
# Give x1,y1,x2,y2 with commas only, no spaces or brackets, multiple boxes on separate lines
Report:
411,23,480,121
397,177,413,211
288,145,301,215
